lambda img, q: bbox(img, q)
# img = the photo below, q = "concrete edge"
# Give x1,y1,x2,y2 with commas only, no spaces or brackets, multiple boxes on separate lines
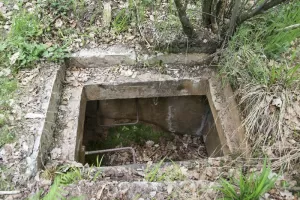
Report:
206,77,248,156
68,45,211,68
28,64,65,176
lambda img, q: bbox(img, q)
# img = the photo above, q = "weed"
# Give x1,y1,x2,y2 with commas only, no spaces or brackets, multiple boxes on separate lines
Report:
0,126,15,147
112,8,132,33
0,76,17,147
216,159,277,200
47,0,74,16
0,166,14,191
145,159,186,182
219,1,300,151
0,9,69,70
34,166,83,199
92,155,103,181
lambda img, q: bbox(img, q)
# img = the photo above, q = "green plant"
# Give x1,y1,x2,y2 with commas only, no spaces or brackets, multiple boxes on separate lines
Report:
216,159,277,200
55,166,82,185
0,9,69,70
0,126,15,147
0,166,14,191
92,155,103,181
112,8,132,33
33,166,83,200
0,77,17,147
47,0,74,16
145,159,186,182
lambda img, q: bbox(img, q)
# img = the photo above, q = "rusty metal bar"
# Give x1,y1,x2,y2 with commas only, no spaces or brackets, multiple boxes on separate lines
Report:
85,147,136,164
99,98,139,127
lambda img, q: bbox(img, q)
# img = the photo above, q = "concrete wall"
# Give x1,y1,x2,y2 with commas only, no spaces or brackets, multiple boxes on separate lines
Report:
82,96,223,157
93,96,209,135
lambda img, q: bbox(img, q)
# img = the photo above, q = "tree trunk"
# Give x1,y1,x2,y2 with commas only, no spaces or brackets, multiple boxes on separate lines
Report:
202,0,213,27
174,0,197,39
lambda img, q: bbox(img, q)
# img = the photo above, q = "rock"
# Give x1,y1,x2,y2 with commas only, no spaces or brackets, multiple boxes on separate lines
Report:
9,52,20,65
13,4,19,10
50,148,62,159
55,19,63,28
150,191,156,198
131,71,137,78
25,113,45,119
145,140,154,147
272,97,282,108
0,113,5,123
167,184,173,194
124,70,134,77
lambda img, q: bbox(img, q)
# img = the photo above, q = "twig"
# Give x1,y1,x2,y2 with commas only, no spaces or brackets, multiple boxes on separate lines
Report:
276,23,300,32
0,191,21,195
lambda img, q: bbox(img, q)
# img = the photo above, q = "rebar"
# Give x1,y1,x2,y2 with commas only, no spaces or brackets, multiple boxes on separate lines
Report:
85,147,136,164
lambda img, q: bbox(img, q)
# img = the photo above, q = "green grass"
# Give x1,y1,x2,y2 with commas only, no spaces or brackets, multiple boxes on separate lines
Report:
0,77,17,147
145,159,186,182
216,159,277,200
228,1,300,58
219,0,300,158
31,166,83,200
0,166,14,191
0,9,69,70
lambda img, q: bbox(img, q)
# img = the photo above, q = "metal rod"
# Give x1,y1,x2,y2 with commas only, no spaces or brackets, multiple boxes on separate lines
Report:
99,98,139,127
85,147,136,164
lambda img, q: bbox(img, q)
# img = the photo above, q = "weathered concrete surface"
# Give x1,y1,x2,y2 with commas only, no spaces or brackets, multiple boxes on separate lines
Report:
68,45,211,68
139,53,211,66
87,96,209,136
68,45,137,68
84,79,208,100
207,77,248,155
63,180,216,200
27,64,65,175
51,63,247,162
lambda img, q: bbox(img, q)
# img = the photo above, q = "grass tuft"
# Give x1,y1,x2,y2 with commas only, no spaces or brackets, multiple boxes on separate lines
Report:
145,159,186,182
216,159,277,200
219,0,300,150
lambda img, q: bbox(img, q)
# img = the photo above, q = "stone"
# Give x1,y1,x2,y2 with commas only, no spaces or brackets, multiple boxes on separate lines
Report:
25,113,45,119
149,191,156,198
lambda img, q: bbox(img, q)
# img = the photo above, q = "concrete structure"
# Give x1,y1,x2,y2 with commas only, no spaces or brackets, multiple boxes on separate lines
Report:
31,45,248,174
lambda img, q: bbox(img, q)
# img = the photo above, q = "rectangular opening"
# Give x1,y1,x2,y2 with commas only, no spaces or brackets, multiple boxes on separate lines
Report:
80,96,222,166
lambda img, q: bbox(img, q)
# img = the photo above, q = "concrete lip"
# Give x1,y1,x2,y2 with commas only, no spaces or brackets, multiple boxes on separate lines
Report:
33,47,248,173
73,78,247,164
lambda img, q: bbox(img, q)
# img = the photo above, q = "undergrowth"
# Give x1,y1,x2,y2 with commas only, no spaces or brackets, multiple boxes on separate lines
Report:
219,0,300,150
32,156,103,199
145,158,186,182
0,8,69,70
218,0,300,176
216,159,278,200
0,76,17,147
31,166,83,200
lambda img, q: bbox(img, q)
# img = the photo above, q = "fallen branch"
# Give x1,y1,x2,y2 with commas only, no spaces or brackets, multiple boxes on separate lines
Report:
276,23,300,32
0,191,21,195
